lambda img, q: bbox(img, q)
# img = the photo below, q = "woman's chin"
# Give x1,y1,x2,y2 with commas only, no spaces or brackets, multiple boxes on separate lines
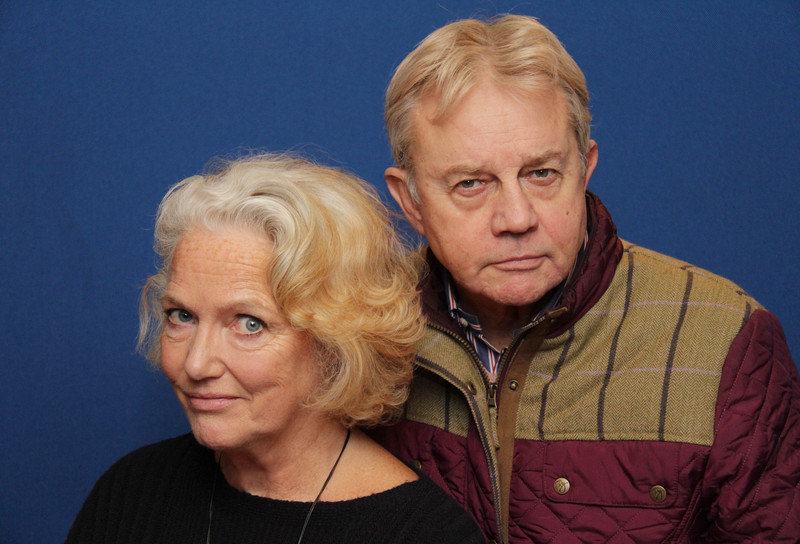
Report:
189,422,237,452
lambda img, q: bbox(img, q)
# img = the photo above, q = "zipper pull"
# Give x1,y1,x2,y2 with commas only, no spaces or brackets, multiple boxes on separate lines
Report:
487,382,498,409
487,382,499,448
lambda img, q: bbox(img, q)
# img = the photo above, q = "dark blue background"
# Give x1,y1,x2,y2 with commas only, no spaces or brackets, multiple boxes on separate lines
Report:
1,2,797,542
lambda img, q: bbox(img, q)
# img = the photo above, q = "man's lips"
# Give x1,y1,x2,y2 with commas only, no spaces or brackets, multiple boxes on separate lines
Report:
491,255,545,271
184,392,238,411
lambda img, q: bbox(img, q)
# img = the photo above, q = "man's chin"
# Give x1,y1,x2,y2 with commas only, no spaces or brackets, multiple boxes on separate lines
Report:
462,286,553,317
490,273,559,302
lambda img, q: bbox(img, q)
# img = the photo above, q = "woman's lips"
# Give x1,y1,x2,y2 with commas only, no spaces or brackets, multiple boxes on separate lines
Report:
185,393,238,411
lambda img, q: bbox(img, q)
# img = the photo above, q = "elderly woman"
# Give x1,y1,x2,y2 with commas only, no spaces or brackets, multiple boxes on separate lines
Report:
66,154,484,543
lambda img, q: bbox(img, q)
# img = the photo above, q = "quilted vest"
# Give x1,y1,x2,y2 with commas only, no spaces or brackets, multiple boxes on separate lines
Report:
378,239,760,543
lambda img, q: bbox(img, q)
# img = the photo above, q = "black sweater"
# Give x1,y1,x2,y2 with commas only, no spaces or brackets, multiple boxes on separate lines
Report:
66,434,485,543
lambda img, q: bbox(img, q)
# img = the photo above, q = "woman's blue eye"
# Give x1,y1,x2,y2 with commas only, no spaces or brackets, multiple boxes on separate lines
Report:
167,309,193,324
237,316,263,334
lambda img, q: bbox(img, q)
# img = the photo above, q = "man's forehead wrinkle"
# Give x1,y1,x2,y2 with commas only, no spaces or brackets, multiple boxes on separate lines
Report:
413,88,574,173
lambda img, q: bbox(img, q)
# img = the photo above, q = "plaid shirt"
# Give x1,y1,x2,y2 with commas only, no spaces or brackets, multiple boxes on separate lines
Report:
445,233,588,382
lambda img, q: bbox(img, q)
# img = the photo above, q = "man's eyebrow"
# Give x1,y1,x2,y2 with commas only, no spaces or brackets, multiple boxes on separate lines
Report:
439,164,484,179
524,151,566,166
438,151,567,179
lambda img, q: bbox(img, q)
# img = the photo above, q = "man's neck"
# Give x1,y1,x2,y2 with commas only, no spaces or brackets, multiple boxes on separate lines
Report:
465,300,533,350
462,285,559,349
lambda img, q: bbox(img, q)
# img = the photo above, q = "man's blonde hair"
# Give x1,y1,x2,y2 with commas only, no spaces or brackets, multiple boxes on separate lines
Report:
385,15,591,197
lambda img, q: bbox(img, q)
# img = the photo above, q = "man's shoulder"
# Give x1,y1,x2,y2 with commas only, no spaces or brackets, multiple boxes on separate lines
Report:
619,239,762,309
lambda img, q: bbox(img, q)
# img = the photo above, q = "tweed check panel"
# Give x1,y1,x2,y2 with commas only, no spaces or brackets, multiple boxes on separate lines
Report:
407,331,486,438
518,242,760,444
405,241,760,448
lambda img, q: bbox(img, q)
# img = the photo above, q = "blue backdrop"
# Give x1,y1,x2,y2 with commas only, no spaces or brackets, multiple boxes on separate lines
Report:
2,2,798,542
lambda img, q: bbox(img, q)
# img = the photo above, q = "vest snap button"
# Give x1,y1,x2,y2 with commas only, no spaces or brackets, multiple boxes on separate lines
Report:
650,484,667,503
508,380,519,391
554,477,570,495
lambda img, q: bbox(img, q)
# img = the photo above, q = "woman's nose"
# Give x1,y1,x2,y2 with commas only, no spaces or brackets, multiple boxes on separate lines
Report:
182,325,225,381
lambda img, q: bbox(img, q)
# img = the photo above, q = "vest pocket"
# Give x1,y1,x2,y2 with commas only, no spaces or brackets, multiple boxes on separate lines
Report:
542,440,683,508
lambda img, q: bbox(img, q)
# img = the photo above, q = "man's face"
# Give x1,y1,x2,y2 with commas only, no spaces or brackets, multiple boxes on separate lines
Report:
386,79,597,322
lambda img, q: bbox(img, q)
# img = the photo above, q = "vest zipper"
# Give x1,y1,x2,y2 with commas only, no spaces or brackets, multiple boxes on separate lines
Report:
418,321,504,540
419,308,568,544
487,382,499,447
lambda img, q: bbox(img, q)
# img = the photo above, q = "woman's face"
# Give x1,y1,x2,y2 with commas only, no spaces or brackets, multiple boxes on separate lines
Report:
159,227,321,452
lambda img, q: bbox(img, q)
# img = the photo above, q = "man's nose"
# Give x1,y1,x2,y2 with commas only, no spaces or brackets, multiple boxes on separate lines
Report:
491,180,537,236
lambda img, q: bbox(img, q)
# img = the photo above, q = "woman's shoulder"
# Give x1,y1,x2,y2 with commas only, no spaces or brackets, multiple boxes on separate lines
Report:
386,475,485,542
66,434,214,543
332,429,418,499
326,430,485,543
112,433,202,465
93,433,211,490
318,474,484,544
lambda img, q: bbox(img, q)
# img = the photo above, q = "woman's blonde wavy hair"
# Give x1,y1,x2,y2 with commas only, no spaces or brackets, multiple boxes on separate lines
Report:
138,153,424,427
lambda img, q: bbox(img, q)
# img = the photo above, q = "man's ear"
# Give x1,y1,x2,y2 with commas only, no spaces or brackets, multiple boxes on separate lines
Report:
385,167,426,236
583,140,598,190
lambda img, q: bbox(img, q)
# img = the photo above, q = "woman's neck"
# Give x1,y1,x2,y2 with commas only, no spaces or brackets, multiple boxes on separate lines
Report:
218,418,349,501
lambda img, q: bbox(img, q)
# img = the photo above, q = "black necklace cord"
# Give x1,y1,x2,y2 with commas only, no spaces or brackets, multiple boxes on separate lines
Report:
206,455,221,544
296,428,351,544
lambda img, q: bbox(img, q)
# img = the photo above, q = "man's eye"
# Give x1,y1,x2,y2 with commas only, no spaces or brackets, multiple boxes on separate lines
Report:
457,179,481,189
532,169,555,178
236,316,264,334
166,309,194,324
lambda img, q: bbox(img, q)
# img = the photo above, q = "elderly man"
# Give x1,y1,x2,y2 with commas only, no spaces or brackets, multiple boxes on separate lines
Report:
371,14,800,544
